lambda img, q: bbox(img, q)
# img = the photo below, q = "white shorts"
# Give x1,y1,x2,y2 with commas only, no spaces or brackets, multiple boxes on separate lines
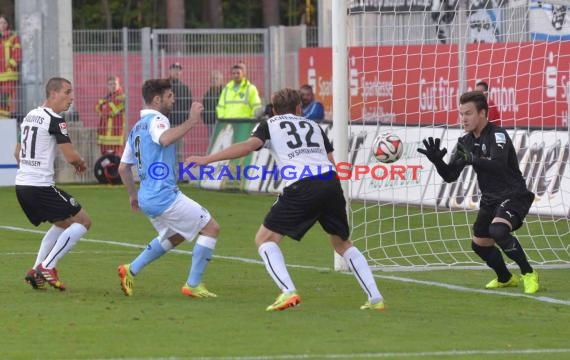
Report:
150,192,211,242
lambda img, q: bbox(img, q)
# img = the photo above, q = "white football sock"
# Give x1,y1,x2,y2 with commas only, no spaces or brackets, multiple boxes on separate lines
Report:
258,242,296,293
42,223,87,269
33,225,64,268
343,246,383,303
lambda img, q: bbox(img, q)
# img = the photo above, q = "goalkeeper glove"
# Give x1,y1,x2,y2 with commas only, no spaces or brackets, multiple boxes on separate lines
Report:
456,141,475,164
417,137,447,163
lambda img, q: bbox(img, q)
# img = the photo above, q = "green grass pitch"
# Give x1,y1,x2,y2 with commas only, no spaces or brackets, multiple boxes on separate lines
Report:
0,185,569,359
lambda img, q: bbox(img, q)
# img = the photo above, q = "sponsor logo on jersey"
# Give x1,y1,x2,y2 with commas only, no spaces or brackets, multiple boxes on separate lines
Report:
59,122,68,135
20,159,41,167
495,133,506,144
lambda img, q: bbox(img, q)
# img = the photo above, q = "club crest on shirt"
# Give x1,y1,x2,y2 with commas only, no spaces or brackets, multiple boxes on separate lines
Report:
482,143,487,153
59,122,68,136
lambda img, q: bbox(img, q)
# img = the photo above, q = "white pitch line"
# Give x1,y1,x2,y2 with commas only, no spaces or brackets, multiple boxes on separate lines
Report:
94,348,570,360
378,273,570,306
199,348,570,359
2,225,570,306
0,250,137,256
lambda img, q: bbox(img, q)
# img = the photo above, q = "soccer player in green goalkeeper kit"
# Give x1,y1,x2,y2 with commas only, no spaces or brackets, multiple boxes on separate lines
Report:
417,91,539,294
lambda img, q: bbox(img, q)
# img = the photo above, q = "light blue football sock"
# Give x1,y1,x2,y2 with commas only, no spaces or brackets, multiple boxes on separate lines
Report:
187,236,216,287
130,238,167,275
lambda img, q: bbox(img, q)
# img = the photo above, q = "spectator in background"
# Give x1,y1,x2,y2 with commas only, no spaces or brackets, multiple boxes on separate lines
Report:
262,103,274,120
236,60,247,76
0,14,21,118
299,84,324,123
202,70,224,142
168,62,193,163
476,81,501,125
96,75,126,155
217,64,262,121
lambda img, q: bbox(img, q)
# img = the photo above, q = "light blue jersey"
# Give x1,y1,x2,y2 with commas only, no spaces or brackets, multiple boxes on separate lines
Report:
122,109,178,217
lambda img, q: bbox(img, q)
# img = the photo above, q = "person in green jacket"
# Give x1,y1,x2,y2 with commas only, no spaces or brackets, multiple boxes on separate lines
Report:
216,64,261,120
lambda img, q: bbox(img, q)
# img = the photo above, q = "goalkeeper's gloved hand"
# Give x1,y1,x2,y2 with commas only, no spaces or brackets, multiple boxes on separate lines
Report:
456,141,475,164
417,137,447,163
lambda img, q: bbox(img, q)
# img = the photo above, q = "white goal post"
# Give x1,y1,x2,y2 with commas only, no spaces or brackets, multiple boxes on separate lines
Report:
332,0,570,271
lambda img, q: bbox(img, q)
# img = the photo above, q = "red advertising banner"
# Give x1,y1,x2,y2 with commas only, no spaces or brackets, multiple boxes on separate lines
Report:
465,42,570,128
299,42,570,129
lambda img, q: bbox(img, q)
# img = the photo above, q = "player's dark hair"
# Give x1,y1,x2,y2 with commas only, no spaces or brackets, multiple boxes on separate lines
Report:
0,14,12,29
299,84,313,93
271,88,301,115
476,81,489,92
142,79,172,104
460,91,489,117
45,77,71,98
235,61,246,72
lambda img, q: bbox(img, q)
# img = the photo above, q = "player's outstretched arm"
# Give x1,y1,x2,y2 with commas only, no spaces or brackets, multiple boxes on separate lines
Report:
186,137,264,166
457,135,509,172
118,162,139,212
58,143,86,174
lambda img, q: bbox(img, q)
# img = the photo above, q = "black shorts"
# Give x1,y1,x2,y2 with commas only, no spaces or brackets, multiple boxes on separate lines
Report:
263,173,350,241
473,191,535,237
15,185,82,226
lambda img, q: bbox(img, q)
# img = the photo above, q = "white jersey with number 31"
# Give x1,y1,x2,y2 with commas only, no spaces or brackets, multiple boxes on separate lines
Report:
15,107,71,186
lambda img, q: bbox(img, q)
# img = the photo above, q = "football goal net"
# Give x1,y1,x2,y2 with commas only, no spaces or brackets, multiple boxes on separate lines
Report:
331,0,570,271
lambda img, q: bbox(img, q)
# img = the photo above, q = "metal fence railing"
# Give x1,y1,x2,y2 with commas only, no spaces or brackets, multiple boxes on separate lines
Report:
35,27,308,183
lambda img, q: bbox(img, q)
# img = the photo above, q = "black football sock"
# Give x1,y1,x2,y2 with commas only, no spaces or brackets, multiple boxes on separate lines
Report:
489,223,533,275
472,242,512,282
498,235,533,275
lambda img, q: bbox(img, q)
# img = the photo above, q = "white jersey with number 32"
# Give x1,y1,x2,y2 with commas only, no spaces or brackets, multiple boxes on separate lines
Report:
252,114,334,186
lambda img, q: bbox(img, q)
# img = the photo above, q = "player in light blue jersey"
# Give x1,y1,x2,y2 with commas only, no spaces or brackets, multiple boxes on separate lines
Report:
117,78,220,298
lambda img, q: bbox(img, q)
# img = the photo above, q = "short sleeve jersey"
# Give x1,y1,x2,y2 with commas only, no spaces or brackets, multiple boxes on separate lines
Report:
15,107,72,186
121,109,178,217
252,114,334,186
